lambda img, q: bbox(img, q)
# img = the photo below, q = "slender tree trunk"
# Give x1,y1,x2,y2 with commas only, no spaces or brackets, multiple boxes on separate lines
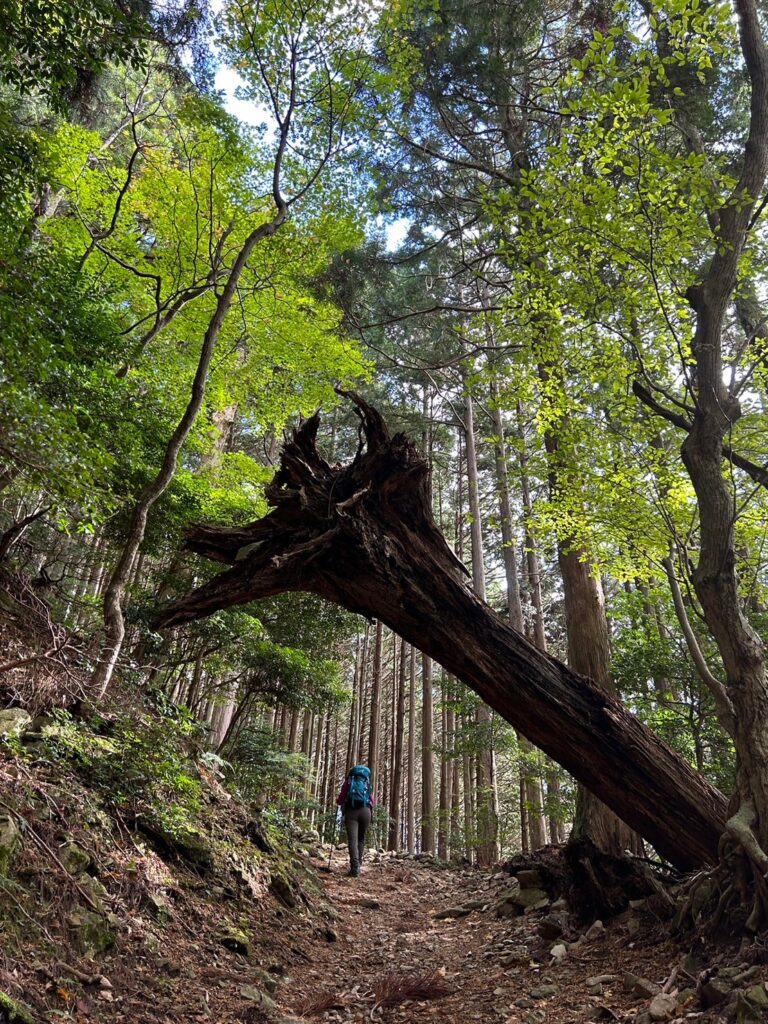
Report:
311,713,326,821
305,711,315,758
663,554,735,736
462,385,500,865
287,709,299,753
388,636,406,851
419,393,435,855
451,747,461,861
520,775,530,854
219,689,254,752
467,748,476,861
489,387,523,634
357,639,371,765
445,699,456,859
323,713,339,840
438,698,449,860
185,652,204,711
211,679,238,750
516,403,547,650
490,389,546,852
518,417,548,854
348,626,367,769
368,620,384,797
389,635,400,813
547,771,564,844
91,191,288,696
407,644,417,854
421,653,435,854
524,758,546,850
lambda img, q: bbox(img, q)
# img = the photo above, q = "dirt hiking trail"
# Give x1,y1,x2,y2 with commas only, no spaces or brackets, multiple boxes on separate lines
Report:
285,853,684,1024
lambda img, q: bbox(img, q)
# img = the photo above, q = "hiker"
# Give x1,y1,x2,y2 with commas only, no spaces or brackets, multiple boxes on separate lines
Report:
336,764,375,877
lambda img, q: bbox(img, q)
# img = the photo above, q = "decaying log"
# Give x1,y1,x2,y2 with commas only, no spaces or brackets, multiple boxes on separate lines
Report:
154,392,727,870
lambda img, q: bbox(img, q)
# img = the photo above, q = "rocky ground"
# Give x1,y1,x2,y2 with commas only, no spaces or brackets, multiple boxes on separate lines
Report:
1,712,767,1024
283,851,768,1024
2,821,768,1024
2,584,767,1024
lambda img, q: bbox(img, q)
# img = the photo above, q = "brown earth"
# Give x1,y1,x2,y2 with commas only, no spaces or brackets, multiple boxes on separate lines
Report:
285,852,704,1024
1,742,763,1024
1,582,763,1024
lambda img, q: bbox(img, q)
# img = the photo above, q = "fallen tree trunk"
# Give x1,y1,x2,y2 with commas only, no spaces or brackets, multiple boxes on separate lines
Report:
154,393,727,870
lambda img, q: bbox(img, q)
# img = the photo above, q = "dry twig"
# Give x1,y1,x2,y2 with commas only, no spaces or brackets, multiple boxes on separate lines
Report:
372,970,453,1010
293,989,345,1017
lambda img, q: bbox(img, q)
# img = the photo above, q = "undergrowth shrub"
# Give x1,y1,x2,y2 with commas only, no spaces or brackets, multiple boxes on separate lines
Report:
44,705,206,841
224,725,311,806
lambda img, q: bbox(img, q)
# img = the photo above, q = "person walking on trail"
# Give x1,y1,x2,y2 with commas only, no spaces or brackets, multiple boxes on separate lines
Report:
336,765,375,877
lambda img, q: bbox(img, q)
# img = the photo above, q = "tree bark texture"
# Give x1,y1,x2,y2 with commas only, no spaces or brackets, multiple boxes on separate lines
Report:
677,0,768,864
559,543,632,857
462,384,500,865
367,620,384,797
421,653,435,854
154,394,727,870
407,644,417,854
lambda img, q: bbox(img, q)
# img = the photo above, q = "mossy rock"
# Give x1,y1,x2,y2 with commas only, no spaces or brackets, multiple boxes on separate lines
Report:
60,841,91,875
138,819,214,872
0,991,35,1023
745,982,768,1007
269,873,298,908
175,830,214,870
0,815,22,876
67,910,116,954
220,927,250,956
0,710,31,741
77,873,108,909
736,982,768,1021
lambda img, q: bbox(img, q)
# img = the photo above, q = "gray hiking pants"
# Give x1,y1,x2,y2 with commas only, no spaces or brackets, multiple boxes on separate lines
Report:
344,804,372,870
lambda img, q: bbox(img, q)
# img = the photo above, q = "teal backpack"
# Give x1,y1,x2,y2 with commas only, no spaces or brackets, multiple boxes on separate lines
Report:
346,765,372,810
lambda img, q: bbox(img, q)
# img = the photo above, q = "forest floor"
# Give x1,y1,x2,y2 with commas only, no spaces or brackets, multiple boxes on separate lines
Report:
283,851,700,1024
3,728,768,1024
3,590,766,1024
4,790,767,1024
1,696,765,1024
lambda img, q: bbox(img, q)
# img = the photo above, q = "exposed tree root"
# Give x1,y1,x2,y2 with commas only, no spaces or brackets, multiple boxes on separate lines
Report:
503,840,674,923
565,839,676,923
725,801,768,875
674,804,768,939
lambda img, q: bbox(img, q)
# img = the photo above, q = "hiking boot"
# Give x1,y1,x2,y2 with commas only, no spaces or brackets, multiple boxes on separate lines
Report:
348,865,360,877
